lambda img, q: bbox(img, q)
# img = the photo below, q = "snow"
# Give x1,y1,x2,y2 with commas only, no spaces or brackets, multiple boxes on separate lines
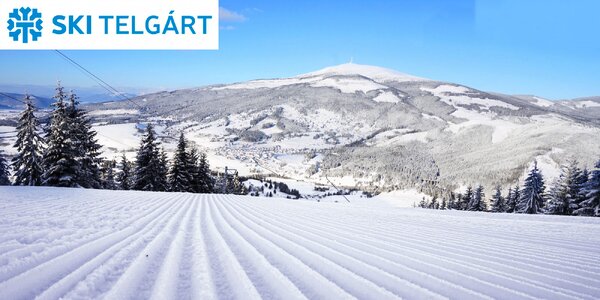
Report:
1,186,599,299
573,100,600,109
532,97,554,107
211,77,320,91
212,63,428,92
423,85,520,111
311,77,386,94
301,63,429,83
87,109,139,116
528,148,564,183
448,109,524,144
373,92,401,103
375,189,432,208
92,123,140,150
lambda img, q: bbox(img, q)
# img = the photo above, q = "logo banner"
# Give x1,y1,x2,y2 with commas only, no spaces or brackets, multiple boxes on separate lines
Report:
1,0,219,49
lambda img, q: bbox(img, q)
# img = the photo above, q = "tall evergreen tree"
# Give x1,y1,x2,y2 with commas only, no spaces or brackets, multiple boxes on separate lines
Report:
576,159,600,216
188,147,201,193
42,83,80,187
0,150,11,185
67,92,103,188
447,192,456,210
101,160,117,190
197,151,213,193
469,185,486,211
506,185,520,213
546,160,585,215
517,161,546,214
158,149,170,191
460,186,473,210
12,96,44,186
117,154,133,190
169,133,192,192
490,186,506,212
133,124,168,191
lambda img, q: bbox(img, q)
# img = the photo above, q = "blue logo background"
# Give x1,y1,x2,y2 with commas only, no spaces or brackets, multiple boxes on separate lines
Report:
7,7,43,43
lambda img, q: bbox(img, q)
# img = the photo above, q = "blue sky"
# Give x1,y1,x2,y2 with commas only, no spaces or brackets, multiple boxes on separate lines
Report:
0,0,599,100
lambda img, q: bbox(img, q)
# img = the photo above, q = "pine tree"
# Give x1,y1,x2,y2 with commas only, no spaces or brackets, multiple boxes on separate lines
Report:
169,133,192,192
197,151,213,193
429,195,438,209
419,197,427,208
506,185,520,213
230,174,246,195
490,186,506,213
546,160,585,215
67,92,103,188
117,154,133,190
576,159,600,216
157,149,169,191
517,161,546,214
101,160,117,190
469,185,486,211
0,150,11,185
133,124,168,192
42,83,80,187
12,96,44,186
460,186,473,210
440,198,447,210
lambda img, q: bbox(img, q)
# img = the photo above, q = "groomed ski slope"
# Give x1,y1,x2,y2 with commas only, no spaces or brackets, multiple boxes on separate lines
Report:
1,187,599,299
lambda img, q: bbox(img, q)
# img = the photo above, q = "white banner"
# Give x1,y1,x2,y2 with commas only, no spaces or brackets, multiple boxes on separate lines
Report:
0,0,219,49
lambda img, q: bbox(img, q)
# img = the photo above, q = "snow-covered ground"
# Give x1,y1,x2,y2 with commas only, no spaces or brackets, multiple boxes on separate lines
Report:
1,187,599,299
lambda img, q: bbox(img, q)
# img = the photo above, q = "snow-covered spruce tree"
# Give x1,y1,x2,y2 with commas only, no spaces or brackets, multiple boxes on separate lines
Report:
546,160,586,215
506,185,520,213
0,150,11,185
469,185,486,211
67,92,103,188
517,161,546,214
158,149,169,191
418,197,427,208
117,154,133,190
197,151,214,193
576,159,600,216
101,160,117,190
188,147,201,193
133,124,168,192
169,133,192,192
447,193,456,210
460,186,473,211
42,84,80,187
429,195,438,209
12,96,44,186
490,186,506,213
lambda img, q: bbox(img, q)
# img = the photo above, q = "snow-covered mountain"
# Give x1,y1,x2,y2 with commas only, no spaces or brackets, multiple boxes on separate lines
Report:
2,63,600,192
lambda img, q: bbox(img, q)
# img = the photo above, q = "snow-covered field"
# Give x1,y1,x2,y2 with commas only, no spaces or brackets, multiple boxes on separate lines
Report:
1,187,599,299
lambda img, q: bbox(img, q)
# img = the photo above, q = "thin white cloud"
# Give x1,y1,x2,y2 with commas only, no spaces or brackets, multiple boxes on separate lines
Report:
220,25,236,31
220,7,247,22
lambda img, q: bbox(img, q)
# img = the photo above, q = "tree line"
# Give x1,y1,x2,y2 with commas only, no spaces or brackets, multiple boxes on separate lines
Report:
417,160,600,217
0,83,214,193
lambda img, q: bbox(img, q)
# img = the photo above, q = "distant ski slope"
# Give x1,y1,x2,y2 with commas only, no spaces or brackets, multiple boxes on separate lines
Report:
0,187,599,299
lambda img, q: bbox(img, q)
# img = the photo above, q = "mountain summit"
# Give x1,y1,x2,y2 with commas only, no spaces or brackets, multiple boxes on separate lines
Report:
299,63,429,83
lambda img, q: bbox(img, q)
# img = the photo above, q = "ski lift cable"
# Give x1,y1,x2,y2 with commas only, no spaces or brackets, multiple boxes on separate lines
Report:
54,50,190,139
0,92,27,105
53,50,145,110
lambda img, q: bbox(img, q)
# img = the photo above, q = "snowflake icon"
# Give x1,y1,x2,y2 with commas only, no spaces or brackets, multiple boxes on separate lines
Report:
7,7,43,44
